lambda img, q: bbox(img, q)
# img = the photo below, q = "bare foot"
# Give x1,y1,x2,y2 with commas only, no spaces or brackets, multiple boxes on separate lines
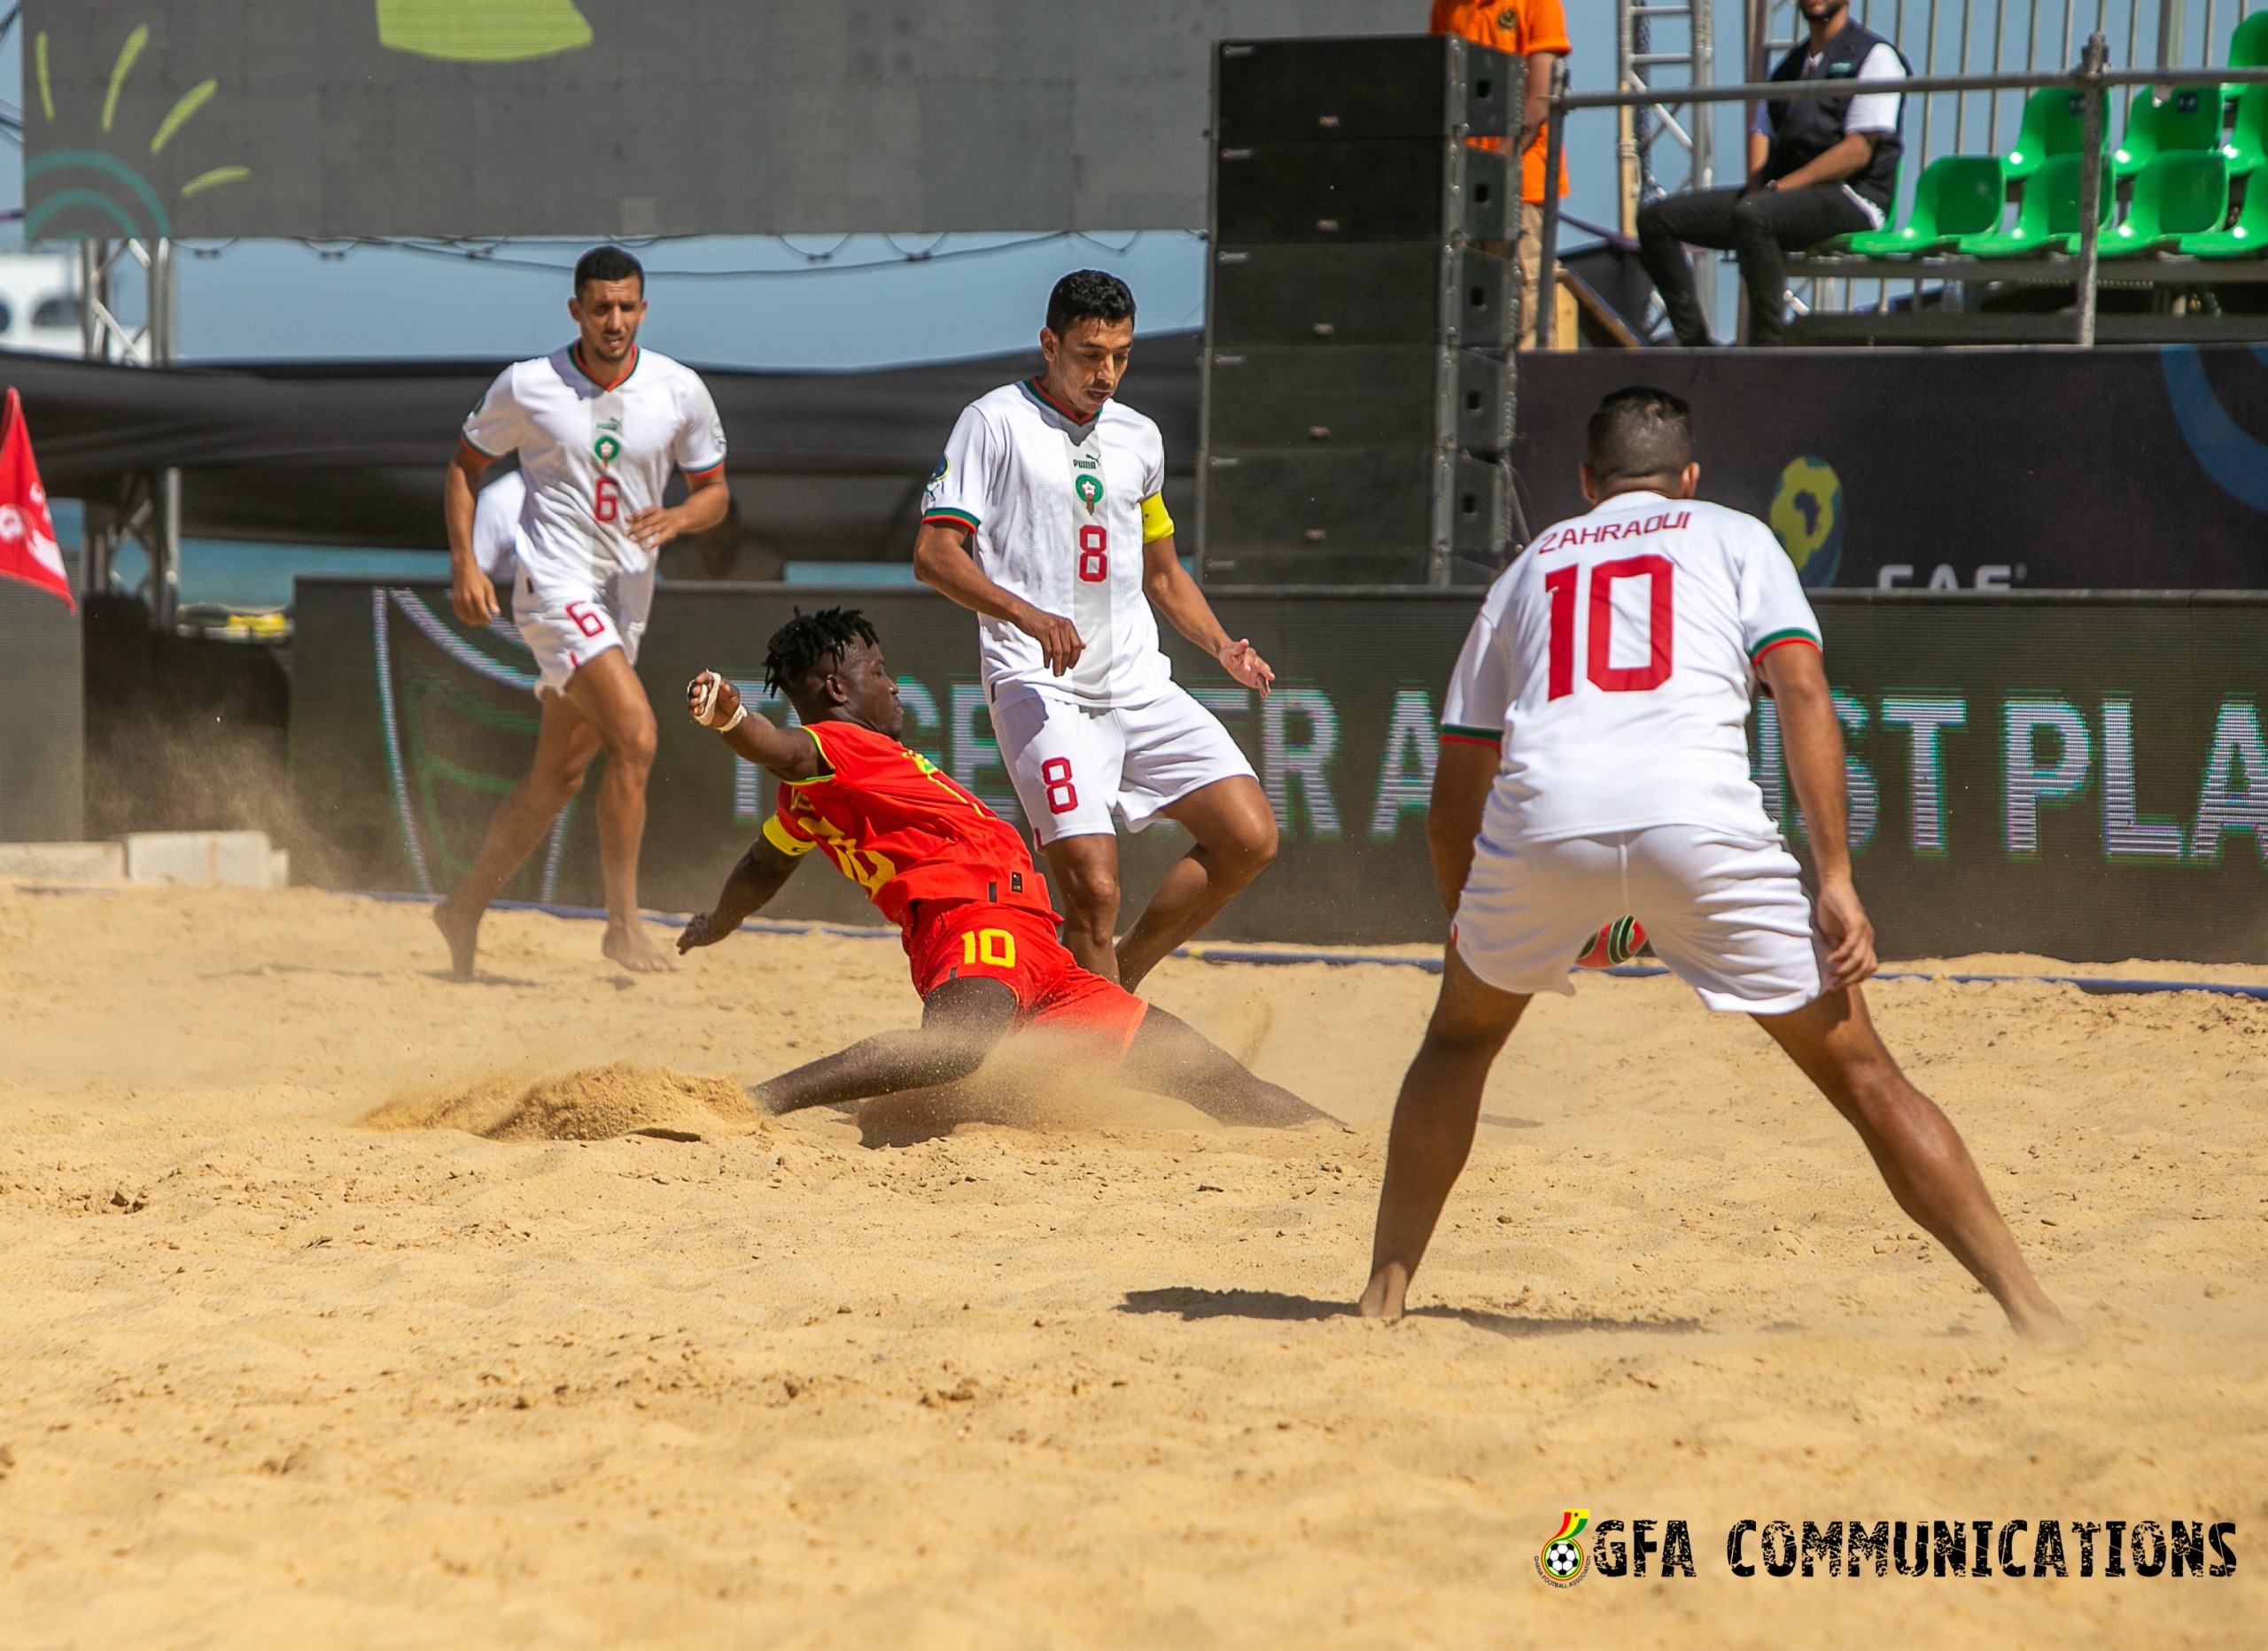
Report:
603,920,678,973
1357,1262,1410,1322
432,898,482,980
2010,1304,2083,1346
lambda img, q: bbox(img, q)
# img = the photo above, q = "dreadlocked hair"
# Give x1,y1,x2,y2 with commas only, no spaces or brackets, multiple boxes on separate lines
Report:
762,607,879,697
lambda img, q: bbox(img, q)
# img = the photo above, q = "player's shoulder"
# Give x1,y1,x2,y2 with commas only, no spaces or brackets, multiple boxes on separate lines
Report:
967,381,1030,421
1098,397,1161,442
631,347,713,397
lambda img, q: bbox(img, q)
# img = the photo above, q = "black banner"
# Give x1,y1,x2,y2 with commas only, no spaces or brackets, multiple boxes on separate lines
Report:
1512,347,2268,592
0,577,81,841
291,579,2268,962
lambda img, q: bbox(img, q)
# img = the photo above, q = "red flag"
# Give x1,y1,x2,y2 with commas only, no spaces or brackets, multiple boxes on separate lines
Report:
0,387,73,610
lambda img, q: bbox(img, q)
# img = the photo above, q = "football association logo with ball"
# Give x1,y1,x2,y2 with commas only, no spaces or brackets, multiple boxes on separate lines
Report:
1536,1508,1589,1587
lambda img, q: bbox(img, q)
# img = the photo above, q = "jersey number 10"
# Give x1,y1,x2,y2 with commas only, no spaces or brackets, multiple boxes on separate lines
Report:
1542,554,1674,700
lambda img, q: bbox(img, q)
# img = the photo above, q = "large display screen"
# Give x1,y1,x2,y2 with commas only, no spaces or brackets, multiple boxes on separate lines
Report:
22,2,1423,239
0,577,82,842
291,580,2268,962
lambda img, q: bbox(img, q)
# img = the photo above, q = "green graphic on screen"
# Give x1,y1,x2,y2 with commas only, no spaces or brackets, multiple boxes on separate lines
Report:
377,0,594,64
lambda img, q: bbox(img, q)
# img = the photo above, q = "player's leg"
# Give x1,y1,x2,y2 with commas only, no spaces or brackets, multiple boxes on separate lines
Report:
1109,686,1276,989
1627,825,2065,1336
1754,988,2068,1337
432,688,602,978
751,977,1018,1115
1115,776,1277,990
1359,950,1532,1321
560,647,673,973
994,681,1129,980
1117,1005,1336,1128
1041,833,1123,981
1361,831,1612,1319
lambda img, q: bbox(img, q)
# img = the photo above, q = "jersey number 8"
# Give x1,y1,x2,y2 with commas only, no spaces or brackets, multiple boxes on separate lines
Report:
1542,554,1674,700
1077,524,1107,583
594,476,622,524
1040,756,1079,815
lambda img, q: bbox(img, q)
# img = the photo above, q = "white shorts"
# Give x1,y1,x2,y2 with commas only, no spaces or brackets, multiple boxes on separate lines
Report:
1454,825,1827,1015
989,678,1257,844
514,569,651,700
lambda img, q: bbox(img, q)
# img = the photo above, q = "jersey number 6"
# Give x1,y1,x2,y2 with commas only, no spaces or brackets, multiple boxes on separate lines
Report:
1077,524,1107,583
594,476,622,524
1542,554,1674,700
564,601,607,639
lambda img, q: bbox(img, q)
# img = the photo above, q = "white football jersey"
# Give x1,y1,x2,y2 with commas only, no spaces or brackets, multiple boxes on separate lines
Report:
471,469,524,582
1443,490,1822,843
922,378,1174,707
462,344,726,601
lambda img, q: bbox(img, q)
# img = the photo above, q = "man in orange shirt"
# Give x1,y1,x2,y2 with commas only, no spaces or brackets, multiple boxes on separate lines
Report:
1432,0,1573,348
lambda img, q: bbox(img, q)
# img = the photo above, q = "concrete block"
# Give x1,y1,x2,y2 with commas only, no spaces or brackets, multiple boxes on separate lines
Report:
0,841,125,883
122,831,284,890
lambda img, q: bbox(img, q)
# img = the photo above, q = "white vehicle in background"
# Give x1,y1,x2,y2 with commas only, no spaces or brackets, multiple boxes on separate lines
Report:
0,253,82,355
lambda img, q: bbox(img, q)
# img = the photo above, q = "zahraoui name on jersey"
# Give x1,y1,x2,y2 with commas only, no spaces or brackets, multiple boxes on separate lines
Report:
1441,489,1822,845
462,344,726,601
921,378,1174,708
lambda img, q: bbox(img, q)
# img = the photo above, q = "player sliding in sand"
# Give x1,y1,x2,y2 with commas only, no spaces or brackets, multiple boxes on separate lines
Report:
1363,387,2068,1337
677,608,1332,1128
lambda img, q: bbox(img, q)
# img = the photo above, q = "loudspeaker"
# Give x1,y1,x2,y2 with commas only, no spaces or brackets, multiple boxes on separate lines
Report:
1199,34,1525,587
1214,141,1513,244
1210,243,1516,350
1215,35,1513,144
1206,346,1513,454
1202,450,1512,564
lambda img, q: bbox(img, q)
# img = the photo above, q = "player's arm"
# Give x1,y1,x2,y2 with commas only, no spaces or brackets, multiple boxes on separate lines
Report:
686,671,823,781
1763,641,1876,990
628,465,731,553
1140,531,1273,694
679,835,802,953
1428,737,1498,919
445,442,499,625
913,519,1083,676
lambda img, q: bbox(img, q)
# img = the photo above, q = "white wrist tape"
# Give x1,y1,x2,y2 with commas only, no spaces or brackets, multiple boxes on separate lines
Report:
718,704,747,732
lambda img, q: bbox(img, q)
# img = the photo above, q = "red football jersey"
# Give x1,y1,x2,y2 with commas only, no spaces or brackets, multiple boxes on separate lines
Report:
763,720,1054,929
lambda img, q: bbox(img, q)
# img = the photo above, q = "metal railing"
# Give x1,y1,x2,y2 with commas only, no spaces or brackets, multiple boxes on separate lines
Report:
1536,43,2268,347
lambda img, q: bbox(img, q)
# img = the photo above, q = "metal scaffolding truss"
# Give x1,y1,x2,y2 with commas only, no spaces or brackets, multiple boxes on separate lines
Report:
75,238,183,627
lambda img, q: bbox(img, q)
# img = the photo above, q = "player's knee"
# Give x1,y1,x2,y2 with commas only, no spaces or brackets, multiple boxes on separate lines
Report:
606,716,659,771
1057,861,1121,924
533,752,591,802
1215,810,1278,883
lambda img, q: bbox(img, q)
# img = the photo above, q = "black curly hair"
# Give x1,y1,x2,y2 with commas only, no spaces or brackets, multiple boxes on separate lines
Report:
1045,269,1135,337
763,607,879,698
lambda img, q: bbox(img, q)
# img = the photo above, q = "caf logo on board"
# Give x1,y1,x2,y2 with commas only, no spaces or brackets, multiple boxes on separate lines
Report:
1537,1508,1589,1587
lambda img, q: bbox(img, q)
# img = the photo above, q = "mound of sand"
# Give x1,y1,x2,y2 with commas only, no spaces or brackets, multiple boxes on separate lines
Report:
365,1062,764,1142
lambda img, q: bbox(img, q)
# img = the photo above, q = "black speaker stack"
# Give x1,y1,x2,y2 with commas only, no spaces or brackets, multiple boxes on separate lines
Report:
1197,35,1522,586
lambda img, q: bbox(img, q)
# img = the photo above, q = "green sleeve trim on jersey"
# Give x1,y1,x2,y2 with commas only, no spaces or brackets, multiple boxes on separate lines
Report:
780,725,836,788
1748,626,1821,661
1440,724,1503,746
921,507,980,532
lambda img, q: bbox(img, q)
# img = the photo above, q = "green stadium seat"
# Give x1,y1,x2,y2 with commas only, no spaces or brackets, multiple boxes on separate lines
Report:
1955,154,2108,257
2082,151,2229,255
2223,84,2268,177
2230,12,2268,68
1845,155,2005,254
2003,88,2090,181
2113,84,2225,180
2179,155,2268,255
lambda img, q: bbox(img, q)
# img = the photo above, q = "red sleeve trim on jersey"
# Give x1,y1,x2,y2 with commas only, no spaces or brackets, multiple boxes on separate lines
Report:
680,460,726,479
921,508,980,533
1439,725,1503,748
1749,631,1822,666
458,434,502,462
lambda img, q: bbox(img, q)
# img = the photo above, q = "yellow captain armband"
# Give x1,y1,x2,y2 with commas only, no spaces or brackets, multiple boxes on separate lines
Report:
1140,492,1176,544
761,815,816,857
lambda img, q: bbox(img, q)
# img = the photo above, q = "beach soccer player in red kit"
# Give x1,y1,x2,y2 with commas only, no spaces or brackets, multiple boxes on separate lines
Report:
678,607,1333,1127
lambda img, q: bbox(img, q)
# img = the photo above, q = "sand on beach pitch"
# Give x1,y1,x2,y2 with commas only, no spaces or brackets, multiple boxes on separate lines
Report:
0,884,2263,1647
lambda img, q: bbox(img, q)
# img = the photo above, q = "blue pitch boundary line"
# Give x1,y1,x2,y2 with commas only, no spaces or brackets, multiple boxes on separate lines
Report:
343,891,2268,1001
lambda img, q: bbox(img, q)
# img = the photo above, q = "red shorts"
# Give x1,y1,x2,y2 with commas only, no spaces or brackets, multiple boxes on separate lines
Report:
903,901,1148,1057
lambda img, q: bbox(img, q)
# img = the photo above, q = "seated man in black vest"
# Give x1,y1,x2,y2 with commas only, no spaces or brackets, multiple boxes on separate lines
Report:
1636,0,1907,345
